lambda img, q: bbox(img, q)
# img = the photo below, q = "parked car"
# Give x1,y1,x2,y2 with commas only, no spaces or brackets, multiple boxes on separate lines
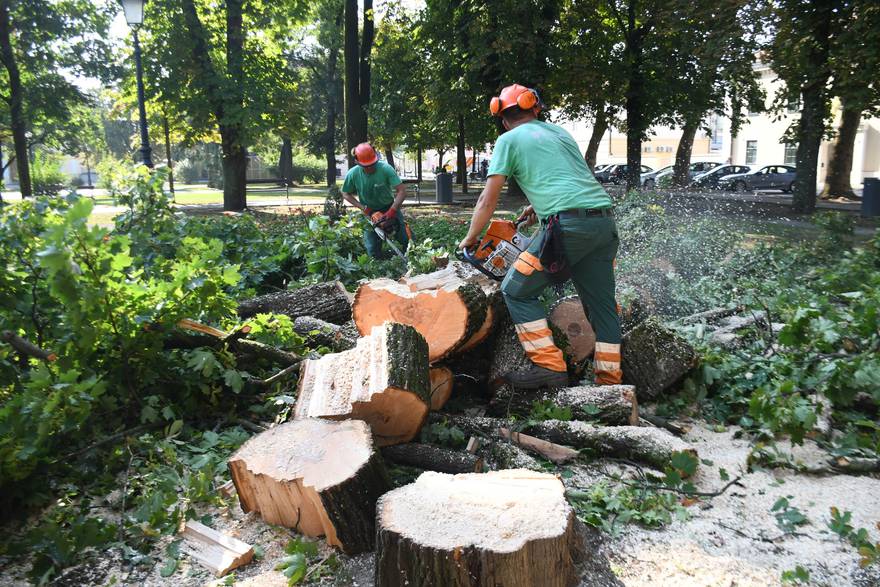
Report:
592,163,610,173
718,165,797,193
688,161,721,177
692,165,752,189
593,164,619,183
596,164,653,184
640,165,673,189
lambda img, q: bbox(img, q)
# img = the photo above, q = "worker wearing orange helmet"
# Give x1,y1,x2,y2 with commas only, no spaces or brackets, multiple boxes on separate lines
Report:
341,142,410,258
458,84,621,389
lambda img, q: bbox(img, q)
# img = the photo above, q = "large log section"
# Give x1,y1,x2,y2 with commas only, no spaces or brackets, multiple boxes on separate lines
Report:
295,323,430,446
353,264,496,362
622,317,699,401
228,419,390,554
375,470,582,587
238,281,353,324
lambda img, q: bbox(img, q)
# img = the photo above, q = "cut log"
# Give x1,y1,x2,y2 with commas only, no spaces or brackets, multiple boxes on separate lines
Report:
354,265,491,362
293,316,358,352
480,440,542,471
237,281,353,324
432,414,697,473
375,470,581,587
548,296,596,364
295,322,430,446
622,317,699,401
227,419,390,554
429,366,454,410
381,443,482,474
499,428,579,464
488,385,638,426
181,520,254,577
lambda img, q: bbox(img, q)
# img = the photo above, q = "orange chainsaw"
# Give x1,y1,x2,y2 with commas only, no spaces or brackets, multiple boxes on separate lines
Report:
457,219,532,280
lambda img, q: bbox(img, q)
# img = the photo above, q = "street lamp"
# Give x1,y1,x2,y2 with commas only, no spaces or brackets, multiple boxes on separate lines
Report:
120,0,154,168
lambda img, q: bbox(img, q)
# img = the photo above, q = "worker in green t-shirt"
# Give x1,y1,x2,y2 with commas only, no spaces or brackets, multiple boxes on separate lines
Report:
458,84,622,389
341,142,410,258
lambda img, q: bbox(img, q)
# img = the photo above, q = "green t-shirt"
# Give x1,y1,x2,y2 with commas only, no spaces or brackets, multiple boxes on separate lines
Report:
341,161,401,210
487,120,611,219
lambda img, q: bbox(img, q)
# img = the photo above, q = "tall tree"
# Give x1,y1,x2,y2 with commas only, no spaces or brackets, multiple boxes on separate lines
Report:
0,0,114,197
821,1,880,199
769,0,846,213
344,0,374,165
145,0,306,210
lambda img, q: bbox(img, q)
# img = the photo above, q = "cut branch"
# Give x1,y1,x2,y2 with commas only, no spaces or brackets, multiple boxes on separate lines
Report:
1,330,56,361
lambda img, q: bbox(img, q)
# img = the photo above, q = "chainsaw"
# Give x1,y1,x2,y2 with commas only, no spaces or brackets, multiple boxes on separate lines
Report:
457,219,532,281
369,211,408,267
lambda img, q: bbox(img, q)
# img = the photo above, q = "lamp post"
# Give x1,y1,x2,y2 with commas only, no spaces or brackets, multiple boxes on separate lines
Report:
121,0,153,168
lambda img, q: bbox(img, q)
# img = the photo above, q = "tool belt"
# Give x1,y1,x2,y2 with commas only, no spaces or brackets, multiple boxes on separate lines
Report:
537,215,571,284
543,207,614,225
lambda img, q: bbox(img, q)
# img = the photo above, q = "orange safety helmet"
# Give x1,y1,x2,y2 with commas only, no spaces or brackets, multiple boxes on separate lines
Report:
353,142,378,166
489,84,542,117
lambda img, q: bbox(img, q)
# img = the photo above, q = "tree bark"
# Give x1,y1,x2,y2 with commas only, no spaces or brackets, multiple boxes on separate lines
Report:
457,115,468,194
0,0,31,198
380,443,481,474
821,100,860,200
325,43,339,187
672,116,700,187
238,281,353,324
416,146,422,182
585,110,608,171
384,146,394,169
622,317,698,401
279,137,294,185
163,116,175,197
791,6,832,214
293,316,358,352
624,9,648,192
344,0,371,165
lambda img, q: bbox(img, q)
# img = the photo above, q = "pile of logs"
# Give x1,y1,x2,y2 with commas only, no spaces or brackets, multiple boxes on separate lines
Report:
219,262,702,585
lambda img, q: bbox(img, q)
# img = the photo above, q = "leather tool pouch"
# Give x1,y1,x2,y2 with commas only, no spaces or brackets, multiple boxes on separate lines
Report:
538,215,571,284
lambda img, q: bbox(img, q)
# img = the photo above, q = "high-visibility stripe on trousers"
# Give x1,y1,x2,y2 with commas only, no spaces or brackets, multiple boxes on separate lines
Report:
514,318,567,373
594,341,622,385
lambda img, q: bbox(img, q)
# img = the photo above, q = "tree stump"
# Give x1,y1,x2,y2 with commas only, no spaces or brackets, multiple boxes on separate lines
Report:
429,366,454,410
227,419,390,554
375,470,581,587
353,265,490,362
295,322,430,446
237,281,353,324
548,296,596,364
622,317,698,401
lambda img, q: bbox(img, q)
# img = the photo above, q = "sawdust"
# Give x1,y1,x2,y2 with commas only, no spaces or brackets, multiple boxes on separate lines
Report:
377,469,572,553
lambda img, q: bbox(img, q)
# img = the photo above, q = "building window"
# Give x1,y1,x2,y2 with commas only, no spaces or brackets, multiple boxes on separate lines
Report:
746,141,758,164
784,143,797,166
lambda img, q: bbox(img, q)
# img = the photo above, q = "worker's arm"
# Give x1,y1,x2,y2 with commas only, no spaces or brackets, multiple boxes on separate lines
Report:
390,183,406,210
457,174,506,249
342,192,365,213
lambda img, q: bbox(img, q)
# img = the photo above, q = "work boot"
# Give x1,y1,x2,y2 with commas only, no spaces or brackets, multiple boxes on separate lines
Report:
503,364,568,390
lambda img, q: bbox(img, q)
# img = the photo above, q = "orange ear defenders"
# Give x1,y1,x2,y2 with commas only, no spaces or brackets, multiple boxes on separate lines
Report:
489,84,543,117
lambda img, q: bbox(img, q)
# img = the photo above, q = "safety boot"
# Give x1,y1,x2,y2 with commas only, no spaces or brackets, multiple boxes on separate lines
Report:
503,364,568,390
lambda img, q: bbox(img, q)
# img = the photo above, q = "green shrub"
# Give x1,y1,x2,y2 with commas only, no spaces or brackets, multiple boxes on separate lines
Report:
30,153,68,196
292,151,325,184
174,158,201,184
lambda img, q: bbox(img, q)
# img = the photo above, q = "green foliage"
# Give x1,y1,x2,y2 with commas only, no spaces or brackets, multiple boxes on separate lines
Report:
529,400,573,422
568,481,688,537
781,565,811,585
420,420,467,450
29,153,69,197
828,507,880,568
323,186,345,222
276,537,338,585
771,496,809,533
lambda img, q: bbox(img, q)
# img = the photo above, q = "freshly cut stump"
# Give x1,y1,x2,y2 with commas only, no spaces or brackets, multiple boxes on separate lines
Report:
548,296,596,364
354,269,489,362
375,470,580,587
228,419,390,554
429,366,454,410
295,322,430,446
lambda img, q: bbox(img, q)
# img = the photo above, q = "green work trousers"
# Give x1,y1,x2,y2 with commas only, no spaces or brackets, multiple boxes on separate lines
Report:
364,210,411,259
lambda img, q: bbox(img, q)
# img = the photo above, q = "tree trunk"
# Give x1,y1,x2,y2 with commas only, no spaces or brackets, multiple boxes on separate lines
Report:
344,0,371,166
672,116,700,187
457,115,467,194
220,134,247,211
416,146,422,182
229,419,391,554
437,148,446,171
325,45,339,187
821,100,860,200
278,137,294,185
384,147,395,169
624,18,647,192
585,110,608,171
163,116,175,197
295,323,431,446
238,281,353,324
375,470,581,587
0,0,31,198
791,7,832,214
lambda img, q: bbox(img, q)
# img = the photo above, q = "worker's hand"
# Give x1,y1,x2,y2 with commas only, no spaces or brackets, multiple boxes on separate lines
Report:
458,234,479,251
363,206,374,216
516,205,537,227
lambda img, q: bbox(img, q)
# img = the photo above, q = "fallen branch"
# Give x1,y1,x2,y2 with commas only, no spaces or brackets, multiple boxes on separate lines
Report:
249,362,302,387
381,443,483,474
639,411,689,437
499,428,579,464
1,330,56,362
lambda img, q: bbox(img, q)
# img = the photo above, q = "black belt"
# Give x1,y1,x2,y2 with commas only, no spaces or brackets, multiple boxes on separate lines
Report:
543,208,614,225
